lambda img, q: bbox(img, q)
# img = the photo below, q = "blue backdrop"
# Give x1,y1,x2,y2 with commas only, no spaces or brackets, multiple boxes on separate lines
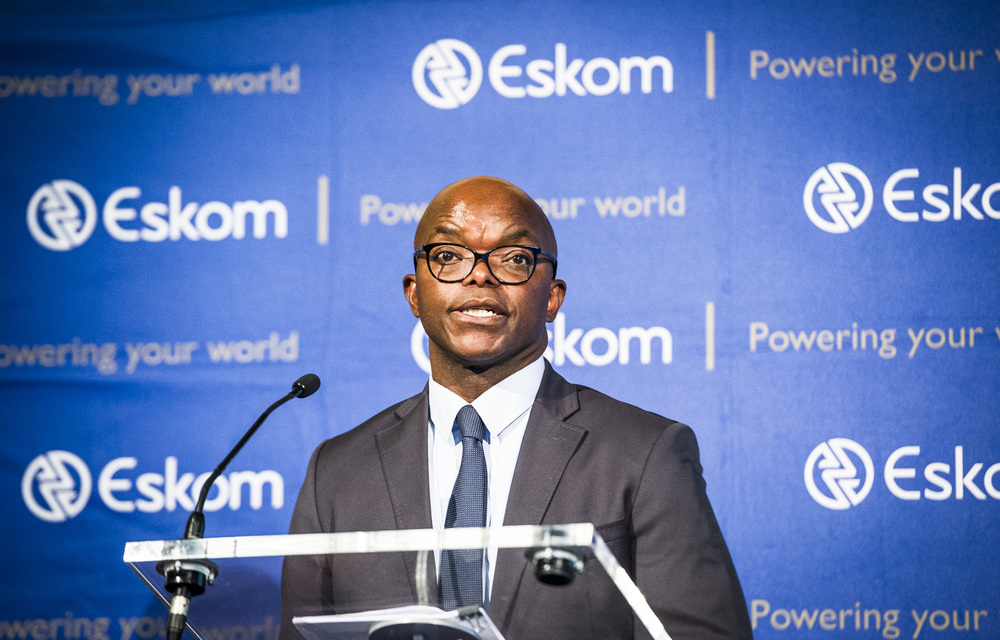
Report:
3,1,999,638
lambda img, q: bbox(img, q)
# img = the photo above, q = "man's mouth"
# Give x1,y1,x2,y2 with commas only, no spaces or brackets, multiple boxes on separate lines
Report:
461,308,498,317
454,300,506,319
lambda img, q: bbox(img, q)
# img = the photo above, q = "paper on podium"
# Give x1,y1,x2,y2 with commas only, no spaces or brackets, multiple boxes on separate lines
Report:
293,605,505,640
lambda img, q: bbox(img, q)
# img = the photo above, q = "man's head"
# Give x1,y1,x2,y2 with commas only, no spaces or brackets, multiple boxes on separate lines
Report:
404,176,566,396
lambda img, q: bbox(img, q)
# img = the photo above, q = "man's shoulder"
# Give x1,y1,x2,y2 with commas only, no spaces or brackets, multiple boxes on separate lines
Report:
541,366,687,439
355,389,426,430
576,382,675,421
538,367,703,473
313,387,426,455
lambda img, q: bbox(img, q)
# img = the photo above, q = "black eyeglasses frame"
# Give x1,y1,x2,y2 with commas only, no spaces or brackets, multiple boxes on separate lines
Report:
412,242,558,284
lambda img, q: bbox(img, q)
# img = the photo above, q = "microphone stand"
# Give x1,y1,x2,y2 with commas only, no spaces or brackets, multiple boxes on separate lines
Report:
157,374,320,640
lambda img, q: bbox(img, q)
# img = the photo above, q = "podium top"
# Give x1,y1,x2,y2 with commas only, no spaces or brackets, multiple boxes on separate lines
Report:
124,523,598,563
124,523,670,640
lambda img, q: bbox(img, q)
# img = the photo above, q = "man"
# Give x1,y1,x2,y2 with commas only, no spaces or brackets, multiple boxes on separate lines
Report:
281,176,752,639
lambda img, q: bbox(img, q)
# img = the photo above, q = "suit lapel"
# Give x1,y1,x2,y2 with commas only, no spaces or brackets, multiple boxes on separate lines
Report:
489,364,585,629
374,387,437,603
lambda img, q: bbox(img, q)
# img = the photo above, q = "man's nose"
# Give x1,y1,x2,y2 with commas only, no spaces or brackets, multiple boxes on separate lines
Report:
463,256,497,285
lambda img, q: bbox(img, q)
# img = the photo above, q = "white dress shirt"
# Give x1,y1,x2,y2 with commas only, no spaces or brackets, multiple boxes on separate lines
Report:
427,356,545,609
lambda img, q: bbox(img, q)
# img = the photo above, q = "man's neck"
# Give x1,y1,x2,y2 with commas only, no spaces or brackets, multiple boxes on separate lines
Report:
430,352,542,403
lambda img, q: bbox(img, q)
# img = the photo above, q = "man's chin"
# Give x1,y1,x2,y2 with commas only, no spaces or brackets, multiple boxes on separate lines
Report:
430,343,511,370
449,346,541,374
457,351,508,372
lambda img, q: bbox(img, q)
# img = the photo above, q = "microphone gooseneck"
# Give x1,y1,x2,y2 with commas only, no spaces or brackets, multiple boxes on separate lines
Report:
160,374,321,640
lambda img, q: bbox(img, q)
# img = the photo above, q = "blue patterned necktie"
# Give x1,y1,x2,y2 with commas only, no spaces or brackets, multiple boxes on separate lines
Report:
439,404,488,610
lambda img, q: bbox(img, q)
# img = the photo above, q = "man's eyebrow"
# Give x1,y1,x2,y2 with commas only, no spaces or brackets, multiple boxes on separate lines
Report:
431,225,461,238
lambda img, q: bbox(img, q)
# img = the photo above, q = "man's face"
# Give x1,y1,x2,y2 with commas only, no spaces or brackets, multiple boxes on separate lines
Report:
403,181,565,376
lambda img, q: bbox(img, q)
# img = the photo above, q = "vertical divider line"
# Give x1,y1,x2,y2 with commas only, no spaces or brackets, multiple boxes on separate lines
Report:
317,175,329,245
706,31,716,100
706,302,715,371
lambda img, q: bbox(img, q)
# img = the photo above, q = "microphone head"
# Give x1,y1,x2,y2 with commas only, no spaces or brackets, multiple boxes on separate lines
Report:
291,373,321,398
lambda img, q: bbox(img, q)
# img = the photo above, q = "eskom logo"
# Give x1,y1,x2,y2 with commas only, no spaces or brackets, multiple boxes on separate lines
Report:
27,180,99,251
22,450,92,523
410,312,672,373
806,440,1000,508
22,451,284,521
412,39,483,109
804,164,1000,233
803,163,873,234
27,181,289,250
804,438,874,510
413,40,673,109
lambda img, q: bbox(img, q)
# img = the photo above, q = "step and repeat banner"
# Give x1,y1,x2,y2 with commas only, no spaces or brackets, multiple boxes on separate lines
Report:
2,1,998,638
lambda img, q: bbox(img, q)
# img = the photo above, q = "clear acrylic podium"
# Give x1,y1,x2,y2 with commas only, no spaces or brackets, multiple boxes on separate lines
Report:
124,523,671,640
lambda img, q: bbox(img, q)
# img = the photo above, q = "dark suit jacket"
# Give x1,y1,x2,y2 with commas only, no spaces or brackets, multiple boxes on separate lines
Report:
281,363,752,639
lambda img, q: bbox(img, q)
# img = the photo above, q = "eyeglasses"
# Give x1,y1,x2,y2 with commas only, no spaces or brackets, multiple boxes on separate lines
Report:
413,243,558,284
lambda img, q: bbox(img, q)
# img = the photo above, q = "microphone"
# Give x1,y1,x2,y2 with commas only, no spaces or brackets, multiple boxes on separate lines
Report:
291,373,321,399
158,374,321,640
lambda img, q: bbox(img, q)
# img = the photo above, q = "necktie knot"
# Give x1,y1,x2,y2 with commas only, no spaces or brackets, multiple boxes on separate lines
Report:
455,405,486,442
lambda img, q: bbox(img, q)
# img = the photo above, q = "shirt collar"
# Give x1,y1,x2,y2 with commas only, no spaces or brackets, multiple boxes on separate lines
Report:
428,357,546,445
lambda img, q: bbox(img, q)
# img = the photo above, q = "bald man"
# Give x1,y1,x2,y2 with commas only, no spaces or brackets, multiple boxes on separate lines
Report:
281,177,752,639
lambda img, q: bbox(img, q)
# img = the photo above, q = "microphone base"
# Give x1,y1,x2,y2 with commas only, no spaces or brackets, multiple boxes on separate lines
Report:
157,559,218,596
157,559,219,640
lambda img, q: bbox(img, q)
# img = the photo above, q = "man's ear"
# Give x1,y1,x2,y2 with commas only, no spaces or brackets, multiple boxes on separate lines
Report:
403,273,420,318
546,278,566,322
